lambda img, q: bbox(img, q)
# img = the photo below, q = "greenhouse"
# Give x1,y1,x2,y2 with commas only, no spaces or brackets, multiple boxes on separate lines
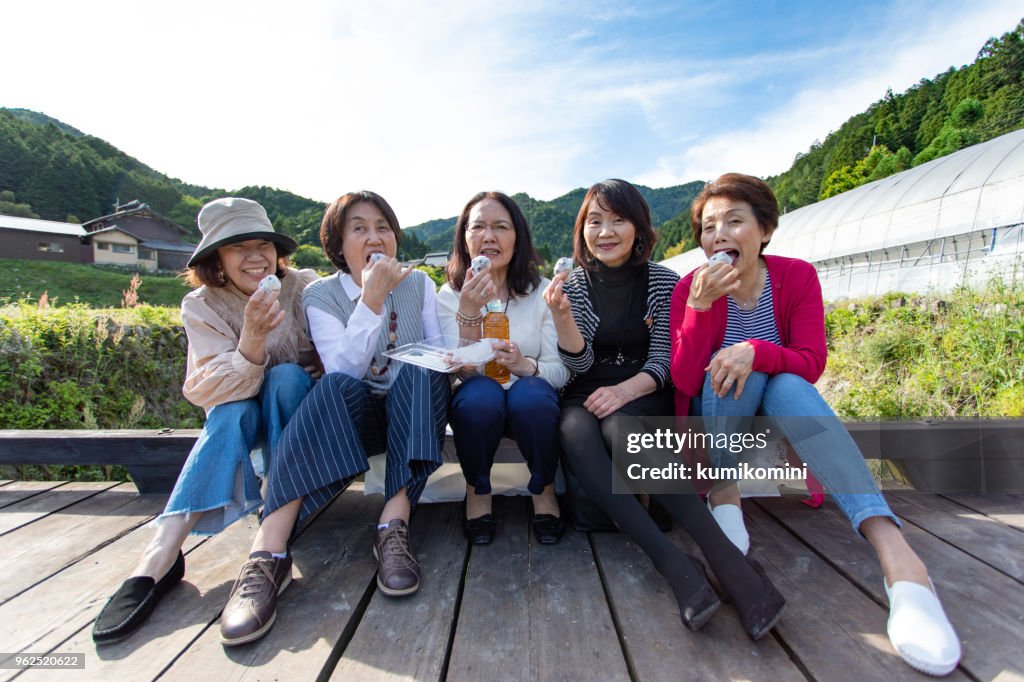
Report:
662,128,1024,300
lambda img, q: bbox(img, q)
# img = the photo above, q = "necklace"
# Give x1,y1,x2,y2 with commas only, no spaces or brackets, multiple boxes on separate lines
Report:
369,296,399,377
731,266,766,311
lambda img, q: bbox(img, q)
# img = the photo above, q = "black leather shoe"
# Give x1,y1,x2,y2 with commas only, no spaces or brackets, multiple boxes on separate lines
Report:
531,513,565,545
463,514,497,545
92,550,185,644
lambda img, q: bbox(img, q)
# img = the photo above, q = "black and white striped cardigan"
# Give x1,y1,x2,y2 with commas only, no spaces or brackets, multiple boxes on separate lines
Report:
558,261,680,389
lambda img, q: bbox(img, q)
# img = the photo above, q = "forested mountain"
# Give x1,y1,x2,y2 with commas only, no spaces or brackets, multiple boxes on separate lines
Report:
405,182,704,262
768,19,1024,213
0,106,700,262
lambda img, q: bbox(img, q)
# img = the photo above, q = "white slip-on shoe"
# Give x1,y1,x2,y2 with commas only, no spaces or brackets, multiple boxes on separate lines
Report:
884,579,961,676
708,499,750,555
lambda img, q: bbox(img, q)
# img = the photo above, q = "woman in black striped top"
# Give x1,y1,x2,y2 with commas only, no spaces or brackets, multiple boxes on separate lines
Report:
543,179,786,640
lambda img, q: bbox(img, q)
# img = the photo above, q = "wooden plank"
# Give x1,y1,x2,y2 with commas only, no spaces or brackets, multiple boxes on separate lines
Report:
886,492,1024,583
941,493,1024,532
330,502,466,681
0,481,119,536
755,497,1024,681
0,527,205,679
745,504,967,681
447,497,629,682
15,514,256,682
591,523,802,681
0,430,200,494
0,483,164,604
0,481,67,509
446,496,530,680
160,485,383,681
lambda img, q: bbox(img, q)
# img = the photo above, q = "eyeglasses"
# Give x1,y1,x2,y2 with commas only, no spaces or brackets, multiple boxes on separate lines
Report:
467,223,513,235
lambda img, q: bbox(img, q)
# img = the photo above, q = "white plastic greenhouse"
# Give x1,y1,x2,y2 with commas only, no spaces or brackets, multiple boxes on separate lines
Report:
662,128,1024,299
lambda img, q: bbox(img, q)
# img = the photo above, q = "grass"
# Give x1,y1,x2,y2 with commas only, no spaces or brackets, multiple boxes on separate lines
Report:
0,258,191,307
819,281,1024,418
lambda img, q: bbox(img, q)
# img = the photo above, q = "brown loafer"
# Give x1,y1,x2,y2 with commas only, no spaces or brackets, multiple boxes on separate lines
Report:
373,519,421,596
219,551,292,646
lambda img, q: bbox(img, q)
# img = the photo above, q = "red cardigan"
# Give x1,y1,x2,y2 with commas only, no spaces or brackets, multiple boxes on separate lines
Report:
670,255,827,417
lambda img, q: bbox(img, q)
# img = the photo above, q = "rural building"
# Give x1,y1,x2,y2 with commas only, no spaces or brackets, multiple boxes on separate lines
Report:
0,215,89,263
422,251,450,267
663,128,1024,299
0,200,196,272
82,200,195,271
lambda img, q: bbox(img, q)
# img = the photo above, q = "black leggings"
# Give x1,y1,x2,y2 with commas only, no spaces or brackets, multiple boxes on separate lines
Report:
559,405,764,608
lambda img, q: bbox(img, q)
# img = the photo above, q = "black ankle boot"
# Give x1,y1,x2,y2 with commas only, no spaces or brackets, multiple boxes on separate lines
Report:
737,558,785,640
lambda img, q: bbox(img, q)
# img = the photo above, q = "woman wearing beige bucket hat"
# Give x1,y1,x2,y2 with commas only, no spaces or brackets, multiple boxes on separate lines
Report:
92,197,322,645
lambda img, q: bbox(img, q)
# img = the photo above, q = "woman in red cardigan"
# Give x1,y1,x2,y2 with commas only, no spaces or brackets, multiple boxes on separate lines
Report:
669,174,960,677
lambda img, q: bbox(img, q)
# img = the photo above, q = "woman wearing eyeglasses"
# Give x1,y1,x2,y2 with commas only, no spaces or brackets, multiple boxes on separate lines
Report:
437,192,569,545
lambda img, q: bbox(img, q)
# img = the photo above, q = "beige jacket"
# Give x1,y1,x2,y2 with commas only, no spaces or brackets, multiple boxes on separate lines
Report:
181,268,319,409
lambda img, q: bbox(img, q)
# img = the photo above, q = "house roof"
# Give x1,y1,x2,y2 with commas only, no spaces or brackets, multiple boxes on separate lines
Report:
0,214,87,238
82,200,188,235
139,240,196,253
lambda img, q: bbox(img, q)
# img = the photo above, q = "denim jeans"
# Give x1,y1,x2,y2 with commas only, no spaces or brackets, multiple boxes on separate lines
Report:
161,363,313,535
698,371,899,535
450,375,562,495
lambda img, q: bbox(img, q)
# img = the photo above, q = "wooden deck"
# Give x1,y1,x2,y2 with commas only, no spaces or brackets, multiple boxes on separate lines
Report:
0,480,1021,681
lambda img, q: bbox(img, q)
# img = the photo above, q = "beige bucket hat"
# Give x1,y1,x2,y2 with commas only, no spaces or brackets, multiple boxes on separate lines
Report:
187,197,298,267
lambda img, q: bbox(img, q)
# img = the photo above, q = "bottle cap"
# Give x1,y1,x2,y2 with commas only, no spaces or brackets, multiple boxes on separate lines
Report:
485,299,504,313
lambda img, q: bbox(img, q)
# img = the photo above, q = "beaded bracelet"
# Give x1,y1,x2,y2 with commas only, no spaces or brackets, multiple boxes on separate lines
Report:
455,311,484,327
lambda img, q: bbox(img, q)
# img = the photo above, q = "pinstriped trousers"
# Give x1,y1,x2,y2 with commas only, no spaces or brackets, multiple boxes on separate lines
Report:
262,364,450,526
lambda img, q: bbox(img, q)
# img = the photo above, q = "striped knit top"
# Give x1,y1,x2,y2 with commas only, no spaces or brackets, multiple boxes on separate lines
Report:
721,271,782,349
559,261,680,389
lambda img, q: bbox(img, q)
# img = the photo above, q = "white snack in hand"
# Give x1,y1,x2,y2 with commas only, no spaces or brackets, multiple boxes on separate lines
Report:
709,251,734,266
470,255,491,275
554,257,574,275
449,339,497,364
258,274,281,292
369,253,386,264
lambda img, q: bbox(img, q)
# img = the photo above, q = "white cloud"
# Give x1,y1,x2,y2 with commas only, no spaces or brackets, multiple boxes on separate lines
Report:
2,0,1021,224
632,0,1024,188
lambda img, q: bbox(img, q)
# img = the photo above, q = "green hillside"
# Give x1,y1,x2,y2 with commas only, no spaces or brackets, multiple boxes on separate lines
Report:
768,19,1024,212
405,181,704,262
0,260,190,308
0,107,703,265
0,110,330,249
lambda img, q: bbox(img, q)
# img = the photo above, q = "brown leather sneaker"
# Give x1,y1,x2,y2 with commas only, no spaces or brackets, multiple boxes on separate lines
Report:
373,519,421,596
219,551,292,646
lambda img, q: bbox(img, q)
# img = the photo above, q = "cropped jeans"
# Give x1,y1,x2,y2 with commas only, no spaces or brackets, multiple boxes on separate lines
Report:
161,363,313,535
698,371,899,536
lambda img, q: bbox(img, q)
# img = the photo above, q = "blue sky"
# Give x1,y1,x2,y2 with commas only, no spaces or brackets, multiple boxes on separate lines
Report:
2,0,1021,224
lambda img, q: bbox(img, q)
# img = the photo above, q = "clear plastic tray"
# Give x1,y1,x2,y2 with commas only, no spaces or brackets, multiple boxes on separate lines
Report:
383,335,497,373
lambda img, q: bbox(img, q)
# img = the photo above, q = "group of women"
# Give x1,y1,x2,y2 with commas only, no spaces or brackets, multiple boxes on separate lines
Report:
90,176,961,676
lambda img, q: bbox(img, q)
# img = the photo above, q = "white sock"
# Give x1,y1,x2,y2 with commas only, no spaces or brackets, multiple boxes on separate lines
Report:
271,551,288,559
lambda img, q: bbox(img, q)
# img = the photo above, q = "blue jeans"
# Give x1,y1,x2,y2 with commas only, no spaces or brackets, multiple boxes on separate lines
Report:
162,363,313,535
698,371,899,535
451,375,562,495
